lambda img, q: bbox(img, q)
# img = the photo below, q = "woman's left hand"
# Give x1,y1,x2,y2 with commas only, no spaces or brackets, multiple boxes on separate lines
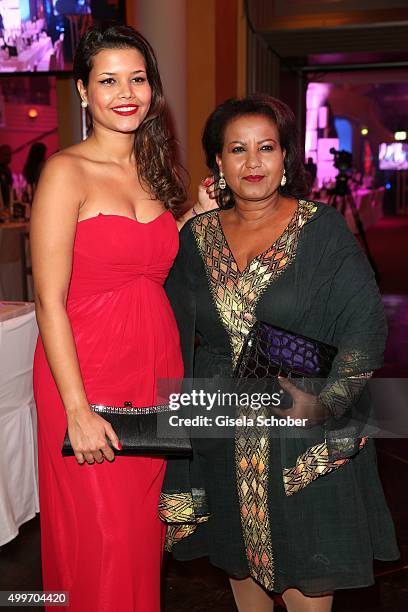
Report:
273,376,329,427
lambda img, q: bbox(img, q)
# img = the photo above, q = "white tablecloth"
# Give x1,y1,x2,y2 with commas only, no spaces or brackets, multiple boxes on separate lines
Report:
345,188,385,233
0,36,53,72
0,303,39,546
317,188,384,233
0,223,31,301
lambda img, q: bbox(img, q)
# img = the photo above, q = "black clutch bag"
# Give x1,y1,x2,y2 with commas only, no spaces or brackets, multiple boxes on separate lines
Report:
233,321,337,405
61,401,192,458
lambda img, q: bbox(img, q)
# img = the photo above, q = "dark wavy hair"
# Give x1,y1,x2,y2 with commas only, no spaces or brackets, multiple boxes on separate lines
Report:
73,23,186,211
202,94,308,208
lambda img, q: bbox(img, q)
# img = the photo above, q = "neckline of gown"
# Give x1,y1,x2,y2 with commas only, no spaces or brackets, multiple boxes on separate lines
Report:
216,199,301,275
77,210,171,226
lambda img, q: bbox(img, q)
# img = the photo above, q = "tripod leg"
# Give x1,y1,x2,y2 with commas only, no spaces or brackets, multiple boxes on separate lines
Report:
328,194,338,210
347,195,380,281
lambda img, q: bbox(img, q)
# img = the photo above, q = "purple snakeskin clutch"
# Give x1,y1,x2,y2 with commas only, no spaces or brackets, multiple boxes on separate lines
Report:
234,321,337,380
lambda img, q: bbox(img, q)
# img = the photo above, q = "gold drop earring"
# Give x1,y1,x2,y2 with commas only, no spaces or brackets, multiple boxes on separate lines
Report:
81,100,88,108
280,168,287,187
218,171,226,190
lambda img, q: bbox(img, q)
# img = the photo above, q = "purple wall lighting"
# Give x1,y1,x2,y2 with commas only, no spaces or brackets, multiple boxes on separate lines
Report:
306,82,341,188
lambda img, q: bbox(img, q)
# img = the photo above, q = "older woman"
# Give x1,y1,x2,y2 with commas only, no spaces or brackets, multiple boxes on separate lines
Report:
160,95,398,611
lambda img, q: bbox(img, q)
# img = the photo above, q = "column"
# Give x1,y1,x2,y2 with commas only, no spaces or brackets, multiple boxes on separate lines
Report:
129,0,188,168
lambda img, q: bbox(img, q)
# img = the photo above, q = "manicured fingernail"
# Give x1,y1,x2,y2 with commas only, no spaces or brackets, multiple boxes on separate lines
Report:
117,442,123,450
203,177,212,187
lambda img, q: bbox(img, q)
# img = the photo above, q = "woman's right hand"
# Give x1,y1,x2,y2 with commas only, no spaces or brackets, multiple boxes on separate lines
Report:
67,408,121,465
177,176,220,229
197,176,220,209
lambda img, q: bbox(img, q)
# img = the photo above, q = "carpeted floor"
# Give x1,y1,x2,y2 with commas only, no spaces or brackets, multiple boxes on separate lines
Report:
360,218,408,295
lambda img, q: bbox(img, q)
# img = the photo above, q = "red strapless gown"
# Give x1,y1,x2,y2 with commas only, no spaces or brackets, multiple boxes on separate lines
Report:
33,211,183,612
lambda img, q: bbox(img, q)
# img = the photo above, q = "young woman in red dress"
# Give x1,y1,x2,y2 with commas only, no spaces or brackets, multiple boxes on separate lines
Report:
31,24,185,612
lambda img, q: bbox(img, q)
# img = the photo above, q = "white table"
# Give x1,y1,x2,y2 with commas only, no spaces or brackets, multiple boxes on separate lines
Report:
317,188,384,234
345,188,385,233
0,302,39,546
0,36,53,72
0,222,31,301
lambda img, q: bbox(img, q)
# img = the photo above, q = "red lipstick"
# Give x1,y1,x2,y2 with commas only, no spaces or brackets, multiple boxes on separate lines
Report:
111,104,139,116
243,175,264,182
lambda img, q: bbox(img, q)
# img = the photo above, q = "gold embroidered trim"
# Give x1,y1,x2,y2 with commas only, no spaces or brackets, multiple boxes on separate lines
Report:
191,200,317,591
319,373,372,419
159,491,209,550
159,492,196,523
282,437,368,496
159,491,209,523
191,200,317,367
235,419,273,588
164,524,199,552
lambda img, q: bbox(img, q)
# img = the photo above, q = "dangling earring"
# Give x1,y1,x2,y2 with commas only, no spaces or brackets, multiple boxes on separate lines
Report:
218,171,226,190
280,168,287,187
81,100,88,108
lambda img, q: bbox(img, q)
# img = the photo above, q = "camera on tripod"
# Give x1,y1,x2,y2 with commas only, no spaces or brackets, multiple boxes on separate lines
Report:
329,148,353,196
326,149,377,278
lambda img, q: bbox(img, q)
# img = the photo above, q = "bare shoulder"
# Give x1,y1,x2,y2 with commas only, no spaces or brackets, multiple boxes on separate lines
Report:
41,146,87,180
32,147,91,228
36,147,89,204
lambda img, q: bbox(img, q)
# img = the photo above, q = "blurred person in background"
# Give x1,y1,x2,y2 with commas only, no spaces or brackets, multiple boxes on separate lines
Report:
304,156,317,193
0,144,12,209
23,142,47,197
0,12,4,41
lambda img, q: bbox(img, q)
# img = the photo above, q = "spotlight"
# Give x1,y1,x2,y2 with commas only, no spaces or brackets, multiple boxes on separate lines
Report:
395,131,407,141
361,127,368,136
385,183,391,190
28,108,38,118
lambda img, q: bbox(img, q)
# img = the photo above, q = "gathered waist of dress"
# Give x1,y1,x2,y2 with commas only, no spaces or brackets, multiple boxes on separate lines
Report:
67,269,167,300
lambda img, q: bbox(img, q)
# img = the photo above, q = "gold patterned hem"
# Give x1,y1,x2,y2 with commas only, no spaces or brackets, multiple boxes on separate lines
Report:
159,491,210,523
159,492,197,523
282,437,368,496
164,524,199,552
159,491,210,550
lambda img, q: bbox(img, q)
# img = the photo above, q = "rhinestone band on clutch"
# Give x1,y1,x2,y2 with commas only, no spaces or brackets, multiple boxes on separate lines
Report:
90,401,172,415
62,400,191,457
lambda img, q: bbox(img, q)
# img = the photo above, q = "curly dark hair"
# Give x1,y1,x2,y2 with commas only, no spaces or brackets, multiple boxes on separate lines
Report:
202,94,309,208
73,23,186,212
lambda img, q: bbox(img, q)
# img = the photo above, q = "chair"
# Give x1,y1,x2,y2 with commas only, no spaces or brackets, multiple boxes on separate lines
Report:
0,307,39,546
0,225,23,301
